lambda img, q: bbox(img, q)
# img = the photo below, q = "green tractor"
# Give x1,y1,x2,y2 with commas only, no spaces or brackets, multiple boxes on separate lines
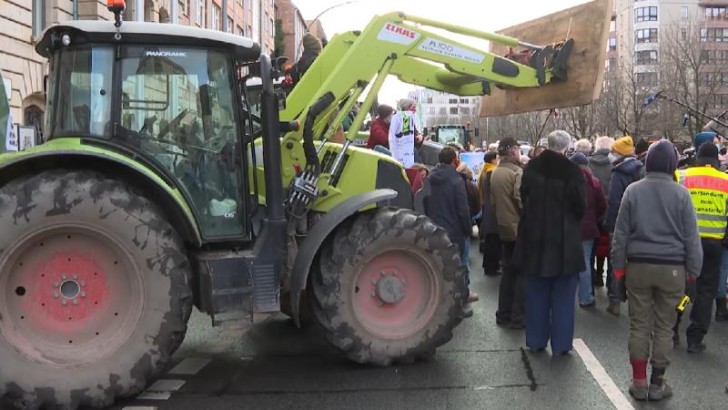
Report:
0,5,465,409
0,0,613,405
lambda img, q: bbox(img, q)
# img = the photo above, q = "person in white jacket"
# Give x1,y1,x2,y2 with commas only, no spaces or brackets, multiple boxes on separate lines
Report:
388,98,422,168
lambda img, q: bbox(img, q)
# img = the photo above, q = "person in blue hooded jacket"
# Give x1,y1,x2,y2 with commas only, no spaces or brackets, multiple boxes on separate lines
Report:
605,136,644,316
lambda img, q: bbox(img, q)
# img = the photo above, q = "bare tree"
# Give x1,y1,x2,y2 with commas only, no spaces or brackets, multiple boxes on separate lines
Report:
658,17,728,136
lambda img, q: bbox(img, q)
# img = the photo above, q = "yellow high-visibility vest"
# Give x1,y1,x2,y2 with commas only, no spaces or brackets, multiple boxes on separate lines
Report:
676,166,728,239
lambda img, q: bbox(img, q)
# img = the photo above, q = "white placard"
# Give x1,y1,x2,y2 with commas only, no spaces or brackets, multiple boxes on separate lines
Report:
18,126,36,150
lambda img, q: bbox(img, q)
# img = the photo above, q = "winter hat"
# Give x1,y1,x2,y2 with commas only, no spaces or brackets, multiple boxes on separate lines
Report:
612,136,635,156
645,140,678,175
569,152,589,166
498,137,519,154
302,33,322,53
694,131,718,149
696,142,721,168
635,138,650,156
398,97,416,111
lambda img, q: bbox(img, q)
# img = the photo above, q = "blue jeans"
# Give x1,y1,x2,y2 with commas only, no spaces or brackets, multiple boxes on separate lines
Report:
461,237,471,287
526,273,578,353
718,249,728,299
578,240,595,305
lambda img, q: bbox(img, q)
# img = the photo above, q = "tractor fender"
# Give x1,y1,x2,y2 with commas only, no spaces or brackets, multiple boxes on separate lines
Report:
289,188,398,326
0,150,201,246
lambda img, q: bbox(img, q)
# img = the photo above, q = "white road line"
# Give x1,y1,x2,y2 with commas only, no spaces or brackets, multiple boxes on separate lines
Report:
136,379,186,401
573,338,635,410
135,391,172,401
168,357,211,375
122,407,158,410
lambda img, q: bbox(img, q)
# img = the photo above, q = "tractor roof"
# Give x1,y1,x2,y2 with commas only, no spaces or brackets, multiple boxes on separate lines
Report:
36,20,261,62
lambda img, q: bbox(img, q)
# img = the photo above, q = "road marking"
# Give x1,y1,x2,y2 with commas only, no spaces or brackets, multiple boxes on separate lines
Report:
122,407,158,410
136,379,186,401
573,338,635,410
168,357,211,375
135,392,172,401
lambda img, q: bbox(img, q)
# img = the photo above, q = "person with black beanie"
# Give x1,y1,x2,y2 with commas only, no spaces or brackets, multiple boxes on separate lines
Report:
611,140,702,401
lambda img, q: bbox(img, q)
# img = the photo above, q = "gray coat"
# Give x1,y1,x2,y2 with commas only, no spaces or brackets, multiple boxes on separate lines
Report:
611,173,703,278
588,149,612,197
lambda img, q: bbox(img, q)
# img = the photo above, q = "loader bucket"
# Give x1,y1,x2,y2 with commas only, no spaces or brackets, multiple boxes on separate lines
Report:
479,0,614,117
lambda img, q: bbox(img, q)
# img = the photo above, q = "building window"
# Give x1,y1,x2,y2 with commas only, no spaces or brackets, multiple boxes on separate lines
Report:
608,37,616,50
460,107,470,115
32,0,46,38
700,28,728,42
635,6,658,23
227,17,234,33
681,6,689,21
681,28,687,41
439,107,447,115
196,0,205,26
448,98,458,104
459,98,468,104
449,107,459,115
636,72,658,86
699,73,728,87
635,50,658,64
635,28,658,44
608,57,616,72
179,0,189,15
705,7,727,21
212,4,221,31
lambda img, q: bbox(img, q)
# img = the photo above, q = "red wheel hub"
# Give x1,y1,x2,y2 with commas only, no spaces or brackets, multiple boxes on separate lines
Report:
352,250,439,340
22,251,109,332
0,225,143,365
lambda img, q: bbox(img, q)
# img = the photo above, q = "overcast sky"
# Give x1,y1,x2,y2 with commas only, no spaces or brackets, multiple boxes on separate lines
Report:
295,0,593,106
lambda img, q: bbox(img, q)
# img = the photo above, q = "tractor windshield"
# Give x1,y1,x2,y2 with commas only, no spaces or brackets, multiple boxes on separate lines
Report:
437,127,466,147
49,45,246,238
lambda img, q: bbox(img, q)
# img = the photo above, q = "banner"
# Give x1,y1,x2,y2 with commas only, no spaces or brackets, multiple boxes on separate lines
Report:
459,152,484,183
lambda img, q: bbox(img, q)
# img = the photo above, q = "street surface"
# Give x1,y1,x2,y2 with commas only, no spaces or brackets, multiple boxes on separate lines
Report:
113,245,728,410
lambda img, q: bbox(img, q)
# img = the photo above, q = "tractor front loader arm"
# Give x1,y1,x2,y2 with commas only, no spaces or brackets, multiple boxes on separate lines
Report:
275,9,579,216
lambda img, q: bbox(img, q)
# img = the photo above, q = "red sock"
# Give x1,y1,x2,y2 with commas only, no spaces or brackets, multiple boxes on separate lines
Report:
630,359,648,381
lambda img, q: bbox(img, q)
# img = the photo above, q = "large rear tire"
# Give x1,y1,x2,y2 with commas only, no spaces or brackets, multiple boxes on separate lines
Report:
310,207,466,366
0,170,192,409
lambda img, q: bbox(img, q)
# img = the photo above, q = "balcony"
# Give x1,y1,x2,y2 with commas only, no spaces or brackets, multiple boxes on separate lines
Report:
700,1,728,7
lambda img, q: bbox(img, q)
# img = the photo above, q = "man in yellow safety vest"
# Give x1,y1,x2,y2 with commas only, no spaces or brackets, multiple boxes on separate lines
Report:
674,142,728,353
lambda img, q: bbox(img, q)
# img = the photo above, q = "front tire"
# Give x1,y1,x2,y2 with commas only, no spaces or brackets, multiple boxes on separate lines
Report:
311,207,466,366
0,170,192,409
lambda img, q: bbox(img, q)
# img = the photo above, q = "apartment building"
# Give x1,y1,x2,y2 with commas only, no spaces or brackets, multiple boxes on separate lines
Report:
275,0,307,64
407,88,480,131
0,0,274,136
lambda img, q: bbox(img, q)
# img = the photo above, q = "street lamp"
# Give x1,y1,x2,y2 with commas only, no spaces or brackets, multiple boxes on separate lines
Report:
307,1,360,32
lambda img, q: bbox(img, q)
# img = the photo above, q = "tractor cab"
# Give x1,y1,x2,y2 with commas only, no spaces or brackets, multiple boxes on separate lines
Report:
36,20,261,239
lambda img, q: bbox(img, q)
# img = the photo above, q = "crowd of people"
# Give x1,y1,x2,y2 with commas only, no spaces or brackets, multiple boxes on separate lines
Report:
410,127,728,402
